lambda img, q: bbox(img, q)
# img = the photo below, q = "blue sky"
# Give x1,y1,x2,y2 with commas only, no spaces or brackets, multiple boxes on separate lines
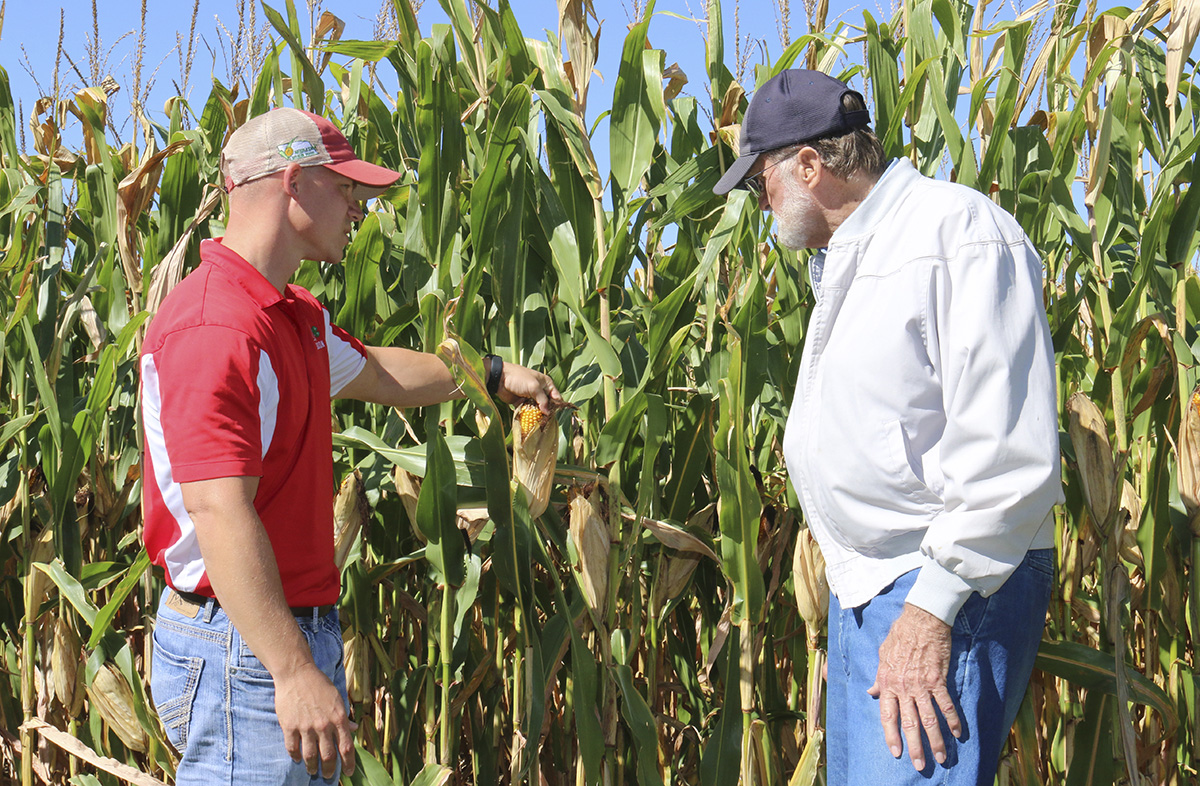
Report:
0,0,884,158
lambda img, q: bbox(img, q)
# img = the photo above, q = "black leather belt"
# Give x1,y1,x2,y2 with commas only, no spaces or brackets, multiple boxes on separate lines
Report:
169,589,335,619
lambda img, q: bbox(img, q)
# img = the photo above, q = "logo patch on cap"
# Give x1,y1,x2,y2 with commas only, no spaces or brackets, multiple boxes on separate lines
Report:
277,139,319,161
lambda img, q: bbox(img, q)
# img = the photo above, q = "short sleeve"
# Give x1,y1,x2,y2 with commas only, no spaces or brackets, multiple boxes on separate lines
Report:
142,325,267,483
324,309,367,396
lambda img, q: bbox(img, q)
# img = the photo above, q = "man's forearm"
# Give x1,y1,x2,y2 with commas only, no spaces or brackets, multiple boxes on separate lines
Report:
338,346,462,408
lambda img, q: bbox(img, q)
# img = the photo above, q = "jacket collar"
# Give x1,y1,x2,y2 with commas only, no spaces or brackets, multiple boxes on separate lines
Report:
827,157,921,247
200,238,288,308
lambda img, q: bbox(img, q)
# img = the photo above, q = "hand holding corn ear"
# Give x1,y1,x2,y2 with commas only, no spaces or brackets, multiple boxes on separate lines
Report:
493,362,565,414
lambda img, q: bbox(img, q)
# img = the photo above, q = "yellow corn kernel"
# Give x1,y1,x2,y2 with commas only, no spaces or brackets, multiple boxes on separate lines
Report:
517,404,545,438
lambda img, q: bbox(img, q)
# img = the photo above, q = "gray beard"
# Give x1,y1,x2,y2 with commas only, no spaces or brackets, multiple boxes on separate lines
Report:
773,176,819,250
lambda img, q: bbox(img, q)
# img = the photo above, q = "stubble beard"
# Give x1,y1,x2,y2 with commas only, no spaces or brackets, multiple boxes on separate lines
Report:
773,174,820,250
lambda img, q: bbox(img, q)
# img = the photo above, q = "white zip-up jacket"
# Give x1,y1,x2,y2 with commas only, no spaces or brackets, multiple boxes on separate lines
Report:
782,158,1063,625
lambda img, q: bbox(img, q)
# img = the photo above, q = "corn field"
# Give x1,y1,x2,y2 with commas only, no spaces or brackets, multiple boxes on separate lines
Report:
2,0,1200,784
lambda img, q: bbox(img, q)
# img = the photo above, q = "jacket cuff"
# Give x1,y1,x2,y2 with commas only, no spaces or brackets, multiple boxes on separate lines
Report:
904,558,975,625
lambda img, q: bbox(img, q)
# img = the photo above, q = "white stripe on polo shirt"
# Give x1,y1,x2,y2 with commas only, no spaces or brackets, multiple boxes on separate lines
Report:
141,353,206,592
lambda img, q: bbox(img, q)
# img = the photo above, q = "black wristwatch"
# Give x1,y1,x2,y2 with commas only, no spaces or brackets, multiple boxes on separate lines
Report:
484,354,503,395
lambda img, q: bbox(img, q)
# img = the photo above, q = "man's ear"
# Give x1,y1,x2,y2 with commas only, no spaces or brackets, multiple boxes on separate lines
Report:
281,162,304,199
794,146,824,187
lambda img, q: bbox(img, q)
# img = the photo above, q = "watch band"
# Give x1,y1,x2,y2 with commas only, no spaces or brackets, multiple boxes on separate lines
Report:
484,354,503,395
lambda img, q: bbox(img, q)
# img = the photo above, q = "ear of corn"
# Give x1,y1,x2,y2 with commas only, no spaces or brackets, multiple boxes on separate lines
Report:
333,470,369,571
791,528,828,647
1066,392,1119,536
512,404,558,519
51,617,84,718
344,630,369,705
568,483,610,619
393,466,425,544
87,664,149,753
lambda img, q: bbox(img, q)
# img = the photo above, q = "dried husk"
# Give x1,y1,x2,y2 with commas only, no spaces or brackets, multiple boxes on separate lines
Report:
333,470,369,571
88,664,149,753
343,630,369,704
1066,392,1119,535
792,528,828,646
652,552,702,611
1119,480,1144,568
568,483,610,618
26,527,56,616
513,404,558,518
51,617,85,717
393,466,425,544
1177,384,1200,532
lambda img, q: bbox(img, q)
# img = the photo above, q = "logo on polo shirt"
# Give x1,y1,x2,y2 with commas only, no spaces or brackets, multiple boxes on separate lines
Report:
310,326,326,350
278,139,320,161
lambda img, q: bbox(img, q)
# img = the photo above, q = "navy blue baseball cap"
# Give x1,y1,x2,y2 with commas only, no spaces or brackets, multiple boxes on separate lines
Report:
713,69,871,195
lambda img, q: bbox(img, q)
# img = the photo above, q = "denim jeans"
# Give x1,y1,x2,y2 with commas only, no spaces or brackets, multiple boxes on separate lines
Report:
825,549,1053,785
150,589,348,786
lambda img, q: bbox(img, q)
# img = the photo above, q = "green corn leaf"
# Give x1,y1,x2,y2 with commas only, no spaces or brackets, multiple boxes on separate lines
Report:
261,2,325,113
611,19,664,194
700,625,742,786
87,549,151,649
33,560,100,627
614,663,666,786
1036,639,1177,736
1062,690,1115,786
416,418,465,587
337,213,386,341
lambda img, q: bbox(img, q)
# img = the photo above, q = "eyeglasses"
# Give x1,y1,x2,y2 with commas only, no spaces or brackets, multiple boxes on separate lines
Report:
743,153,794,198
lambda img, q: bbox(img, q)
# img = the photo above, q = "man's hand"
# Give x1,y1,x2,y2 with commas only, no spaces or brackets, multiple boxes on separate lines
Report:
495,362,565,414
274,662,357,779
867,603,961,770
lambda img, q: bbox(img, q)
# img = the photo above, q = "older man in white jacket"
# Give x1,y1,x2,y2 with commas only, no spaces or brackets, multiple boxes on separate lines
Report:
715,70,1062,784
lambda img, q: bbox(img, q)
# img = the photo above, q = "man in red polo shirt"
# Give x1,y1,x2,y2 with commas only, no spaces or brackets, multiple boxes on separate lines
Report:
141,108,563,785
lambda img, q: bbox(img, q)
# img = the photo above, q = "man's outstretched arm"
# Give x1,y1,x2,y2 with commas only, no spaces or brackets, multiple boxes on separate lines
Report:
337,346,564,412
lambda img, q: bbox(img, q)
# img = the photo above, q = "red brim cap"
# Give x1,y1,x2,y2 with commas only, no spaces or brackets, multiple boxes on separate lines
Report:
315,117,403,199
325,159,403,200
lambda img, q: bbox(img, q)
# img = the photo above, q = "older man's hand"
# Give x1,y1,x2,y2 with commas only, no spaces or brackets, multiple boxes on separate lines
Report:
867,603,962,771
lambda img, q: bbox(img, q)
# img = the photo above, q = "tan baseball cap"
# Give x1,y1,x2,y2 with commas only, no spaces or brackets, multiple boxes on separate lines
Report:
221,107,402,199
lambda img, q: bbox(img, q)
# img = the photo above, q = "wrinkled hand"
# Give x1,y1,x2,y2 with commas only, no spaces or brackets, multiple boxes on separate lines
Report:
274,662,357,779
867,603,961,771
497,362,565,414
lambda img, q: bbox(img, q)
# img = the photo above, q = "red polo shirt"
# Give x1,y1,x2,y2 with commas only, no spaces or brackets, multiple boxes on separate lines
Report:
140,239,367,606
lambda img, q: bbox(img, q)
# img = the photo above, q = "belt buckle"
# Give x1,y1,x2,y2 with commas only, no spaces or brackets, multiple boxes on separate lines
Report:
164,590,202,618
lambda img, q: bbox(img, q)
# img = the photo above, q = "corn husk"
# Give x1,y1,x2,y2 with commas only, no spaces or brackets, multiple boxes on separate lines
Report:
1178,384,1200,532
343,630,369,704
88,664,149,753
1119,480,1144,568
1066,392,1119,536
652,552,702,611
333,470,369,571
394,466,425,545
513,404,558,518
792,528,828,646
456,507,490,543
568,483,610,618
51,617,85,717
26,527,56,616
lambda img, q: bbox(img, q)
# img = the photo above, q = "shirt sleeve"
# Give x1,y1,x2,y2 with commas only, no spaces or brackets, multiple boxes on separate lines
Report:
146,325,268,483
904,237,1063,625
324,308,367,397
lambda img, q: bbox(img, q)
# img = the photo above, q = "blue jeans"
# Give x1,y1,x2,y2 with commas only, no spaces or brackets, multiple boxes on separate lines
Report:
150,590,348,785
825,549,1053,785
